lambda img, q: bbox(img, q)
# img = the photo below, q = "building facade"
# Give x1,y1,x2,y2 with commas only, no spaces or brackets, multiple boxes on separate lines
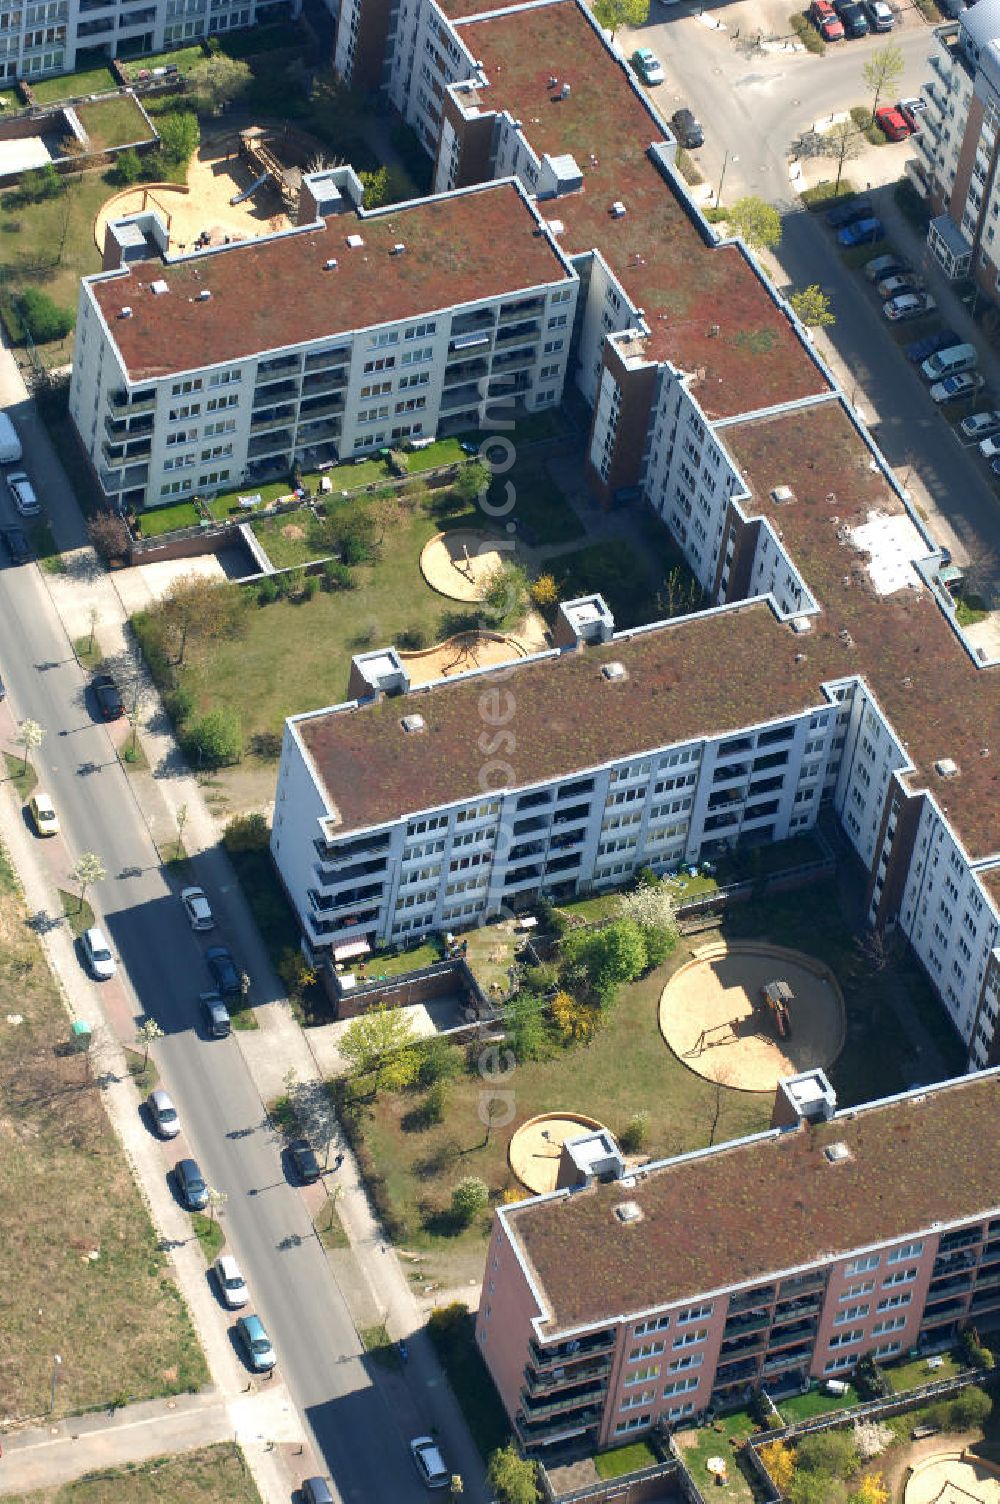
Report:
475,1069,1000,1453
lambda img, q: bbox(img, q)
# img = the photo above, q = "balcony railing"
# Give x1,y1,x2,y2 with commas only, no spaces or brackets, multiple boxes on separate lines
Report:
728,1287,776,1314
523,1356,612,1396
528,1334,615,1369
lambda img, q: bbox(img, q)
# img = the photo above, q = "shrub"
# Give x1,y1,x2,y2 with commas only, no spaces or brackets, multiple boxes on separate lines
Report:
157,108,200,166
950,1385,992,1429
113,148,142,186
224,811,270,852
88,508,131,562
451,1175,489,1225
790,12,825,53
422,1078,448,1126
619,1111,650,1154
416,1035,461,1087
256,575,279,604
675,147,703,186
163,683,194,725
961,1326,995,1370
801,180,857,209
18,287,74,343
850,104,887,147
550,989,598,1044
854,1352,890,1401
340,523,376,565
795,1429,858,1478
20,163,63,203
300,573,319,601
530,573,559,610
182,707,242,767
480,561,530,628
487,1443,540,1504
504,993,549,1062
249,729,283,759
397,623,429,650
321,559,354,591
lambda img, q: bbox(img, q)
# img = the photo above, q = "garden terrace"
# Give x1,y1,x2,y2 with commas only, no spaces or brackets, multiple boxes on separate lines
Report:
506,1069,1000,1333
454,0,828,418
723,399,1000,861
88,180,571,382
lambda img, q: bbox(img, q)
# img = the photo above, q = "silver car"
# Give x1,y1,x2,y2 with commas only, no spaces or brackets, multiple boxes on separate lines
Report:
6,469,39,517
148,1088,181,1139
81,925,115,980
214,1253,249,1308
180,885,215,931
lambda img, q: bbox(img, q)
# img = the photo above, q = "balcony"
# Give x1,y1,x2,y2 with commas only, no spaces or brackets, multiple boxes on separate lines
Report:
933,1249,977,1275
440,383,483,414
489,374,531,399
529,1333,616,1369
510,841,545,862
719,1332,769,1360
549,828,585,852
254,378,298,404
495,320,540,348
258,353,301,378
929,1272,973,1298
939,1228,983,1254
728,1286,776,1314
301,371,347,399
724,1311,772,1336
520,1376,609,1419
499,297,544,323
523,1356,612,1396
109,388,156,413
762,1347,811,1376
515,1409,602,1449
553,803,591,827
547,852,583,874
712,762,751,785
309,906,381,939
251,406,296,432
714,1355,760,1383
444,359,488,386
492,347,536,373
767,1319,817,1349
504,866,543,889
304,347,350,374
314,856,388,889
248,430,294,459
451,308,495,339
773,1295,823,1323
297,419,342,444
921,1296,969,1324
778,1272,827,1299
316,832,391,864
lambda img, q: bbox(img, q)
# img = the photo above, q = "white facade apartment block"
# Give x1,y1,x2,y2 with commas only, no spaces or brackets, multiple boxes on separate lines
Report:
831,683,910,874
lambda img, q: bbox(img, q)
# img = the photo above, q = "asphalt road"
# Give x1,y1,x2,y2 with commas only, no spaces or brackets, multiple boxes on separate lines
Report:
0,389,458,1503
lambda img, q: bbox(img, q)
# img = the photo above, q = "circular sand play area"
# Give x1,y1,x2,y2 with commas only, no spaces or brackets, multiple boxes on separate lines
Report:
509,1113,608,1196
905,1450,1000,1504
659,941,845,1093
420,528,534,603
401,630,532,686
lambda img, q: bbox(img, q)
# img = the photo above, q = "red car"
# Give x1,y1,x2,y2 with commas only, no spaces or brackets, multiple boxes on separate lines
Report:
875,105,912,142
810,0,845,37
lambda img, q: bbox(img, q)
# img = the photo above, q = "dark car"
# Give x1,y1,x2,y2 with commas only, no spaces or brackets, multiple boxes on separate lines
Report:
671,107,704,148
92,672,124,720
200,990,232,1038
302,1479,335,1504
833,0,869,33
825,196,873,229
905,329,962,364
206,945,241,997
838,216,884,248
289,1138,323,1184
175,1157,209,1210
1,526,33,565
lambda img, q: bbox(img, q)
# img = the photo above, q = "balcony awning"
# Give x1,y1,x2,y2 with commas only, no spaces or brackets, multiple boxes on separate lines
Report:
334,939,371,962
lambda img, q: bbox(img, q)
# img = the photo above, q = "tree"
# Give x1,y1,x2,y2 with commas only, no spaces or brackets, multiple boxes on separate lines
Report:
88,509,131,562
729,196,782,252
550,988,598,1044
618,1110,650,1153
451,1175,489,1225
16,717,44,774
591,0,647,41
863,43,905,124
339,1003,419,1095
205,1186,228,1222
824,118,863,195
790,285,835,329
125,678,152,759
113,148,142,186
759,1440,797,1494
454,460,492,505
848,1475,889,1504
157,109,200,167
615,882,677,967
136,1017,163,1068
504,994,549,1062
21,163,63,203
158,573,244,664
481,561,530,627
360,165,390,209
186,55,252,114
181,708,242,768
18,288,74,343
71,852,106,912
796,1430,859,1478
530,573,559,611
950,1385,992,1428
487,1443,540,1504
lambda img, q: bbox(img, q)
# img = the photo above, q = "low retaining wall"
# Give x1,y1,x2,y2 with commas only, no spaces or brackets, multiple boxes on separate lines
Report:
320,957,491,1021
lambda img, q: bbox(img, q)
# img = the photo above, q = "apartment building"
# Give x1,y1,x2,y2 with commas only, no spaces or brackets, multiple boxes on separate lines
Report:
68,171,576,511
474,1068,1000,1453
917,0,1000,298
0,0,294,83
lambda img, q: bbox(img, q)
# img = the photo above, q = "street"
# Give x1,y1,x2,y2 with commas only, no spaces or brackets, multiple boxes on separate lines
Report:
0,371,479,1501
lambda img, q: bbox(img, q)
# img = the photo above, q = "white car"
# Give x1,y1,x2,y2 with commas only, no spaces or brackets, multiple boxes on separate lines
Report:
876,274,922,300
979,435,1000,459
410,1436,450,1491
214,1253,249,1308
631,47,665,85
883,292,936,322
929,372,985,403
81,925,116,980
6,470,39,517
180,885,215,931
960,409,1000,439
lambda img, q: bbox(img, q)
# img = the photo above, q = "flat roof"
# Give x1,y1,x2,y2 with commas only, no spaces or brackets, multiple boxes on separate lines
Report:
507,1071,1000,1333
454,0,828,418
88,181,571,381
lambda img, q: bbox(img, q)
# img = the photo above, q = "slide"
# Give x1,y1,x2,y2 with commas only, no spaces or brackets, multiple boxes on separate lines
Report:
230,172,268,206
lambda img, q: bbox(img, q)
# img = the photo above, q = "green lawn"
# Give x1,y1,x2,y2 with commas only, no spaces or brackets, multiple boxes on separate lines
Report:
191,1212,225,1263
956,593,989,628
403,438,466,473
31,64,118,103
779,1383,858,1422
135,499,201,536
360,1322,404,1372
594,1441,659,1479
251,510,322,569
676,1411,757,1504
550,539,664,628
3,749,39,801
502,457,585,545
123,44,204,78
363,940,442,979
76,95,153,151
6,1443,262,1504
888,1350,961,1393
59,888,96,939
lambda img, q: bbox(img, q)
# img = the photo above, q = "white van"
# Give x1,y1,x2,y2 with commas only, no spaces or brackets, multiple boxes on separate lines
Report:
0,412,22,464
921,343,977,382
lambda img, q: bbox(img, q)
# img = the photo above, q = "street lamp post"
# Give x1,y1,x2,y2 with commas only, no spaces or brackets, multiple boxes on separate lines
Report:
50,1354,62,1413
716,150,738,209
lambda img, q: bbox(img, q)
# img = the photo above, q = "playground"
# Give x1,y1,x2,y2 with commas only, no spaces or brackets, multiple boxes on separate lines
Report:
904,1449,1000,1504
508,1112,608,1196
419,527,536,603
400,629,540,686
658,940,845,1093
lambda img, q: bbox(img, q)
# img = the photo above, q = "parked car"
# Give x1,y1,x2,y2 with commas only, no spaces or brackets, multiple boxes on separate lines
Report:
929,372,986,403
206,945,241,997
81,926,116,980
978,434,1000,458
175,1157,209,1211
875,105,912,141
1,526,32,564
990,456,1000,476
181,885,215,931
864,253,910,283
301,1480,335,1504
826,196,873,229
671,107,704,147
0,667,5,700
410,1436,451,1491
906,329,962,363
922,342,978,380
201,990,232,1038
883,291,936,322
898,97,926,133
631,47,665,85
960,409,1000,438
0,411,22,463
148,1088,181,1139
5,470,39,517
289,1138,323,1184
810,0,845,34
833,0,869,34
236,1313,277,1372
92,672,124,721
839,216,884,247
214,1253,249,1308
875,273,922,299
28,792,59,837
864,0,894,28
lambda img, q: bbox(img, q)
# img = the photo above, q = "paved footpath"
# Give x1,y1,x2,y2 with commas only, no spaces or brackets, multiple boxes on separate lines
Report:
0,348,486,1501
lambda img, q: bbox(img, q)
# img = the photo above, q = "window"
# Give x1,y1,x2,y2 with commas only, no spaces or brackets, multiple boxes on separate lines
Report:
829,1329,864,1349
888,1242,923,1264
625,1364,660,1385
633,1316,670,1336
208,368,241,388
844,1255,880,1276
882,1268,917,1289
171,378,202,395
614,1415,651,1435
663,1375,699,1397
668,1353,703,1372
872,1315,907,1336
629,1343,665,1362
835,1305,870,1325
877,1292,911,1312
672,1329,707,1349
405,321,436,340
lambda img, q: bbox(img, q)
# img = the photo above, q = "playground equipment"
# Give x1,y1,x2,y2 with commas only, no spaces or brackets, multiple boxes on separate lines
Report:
687,1019,737,1057
238,127,302,217
230,172,268,207
761,979,793,1039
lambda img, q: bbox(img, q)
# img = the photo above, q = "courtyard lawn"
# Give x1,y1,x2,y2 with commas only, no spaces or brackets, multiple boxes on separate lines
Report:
550,539,662,628
31,64,118,104
594,1441,659,1479
676,1412,757,1504
403,438,465,473
888,1351,962,1393
136,499,201,536
503,457,585,545
363,940,442,979
7,1443,262,1504
250,510,325,570
779,1383,859,1422
76,95,153,151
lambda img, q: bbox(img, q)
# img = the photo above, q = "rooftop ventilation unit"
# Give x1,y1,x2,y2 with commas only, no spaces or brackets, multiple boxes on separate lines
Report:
346,234,365,248
401,714,426,734
790,616,812,635
824,1141,851,1164
561,82,571,98
324,258,338,270
150,279,169,296
197,289,212,301
771,485,795,505
614,1200,642,1224
118,306,133,319
610,200,626,218
934,757,959,779
391,243,406,255
602,661,626,681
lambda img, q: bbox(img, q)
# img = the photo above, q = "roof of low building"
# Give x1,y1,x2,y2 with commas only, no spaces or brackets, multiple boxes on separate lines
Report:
87,181,571,381
506,1071,1000,1333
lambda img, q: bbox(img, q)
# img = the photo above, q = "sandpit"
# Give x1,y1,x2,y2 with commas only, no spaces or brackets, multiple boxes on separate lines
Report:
401,630,530,686
659,941,845,1093
905,1450,1000,1504
420,528,534,602
509,1112,608,1196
